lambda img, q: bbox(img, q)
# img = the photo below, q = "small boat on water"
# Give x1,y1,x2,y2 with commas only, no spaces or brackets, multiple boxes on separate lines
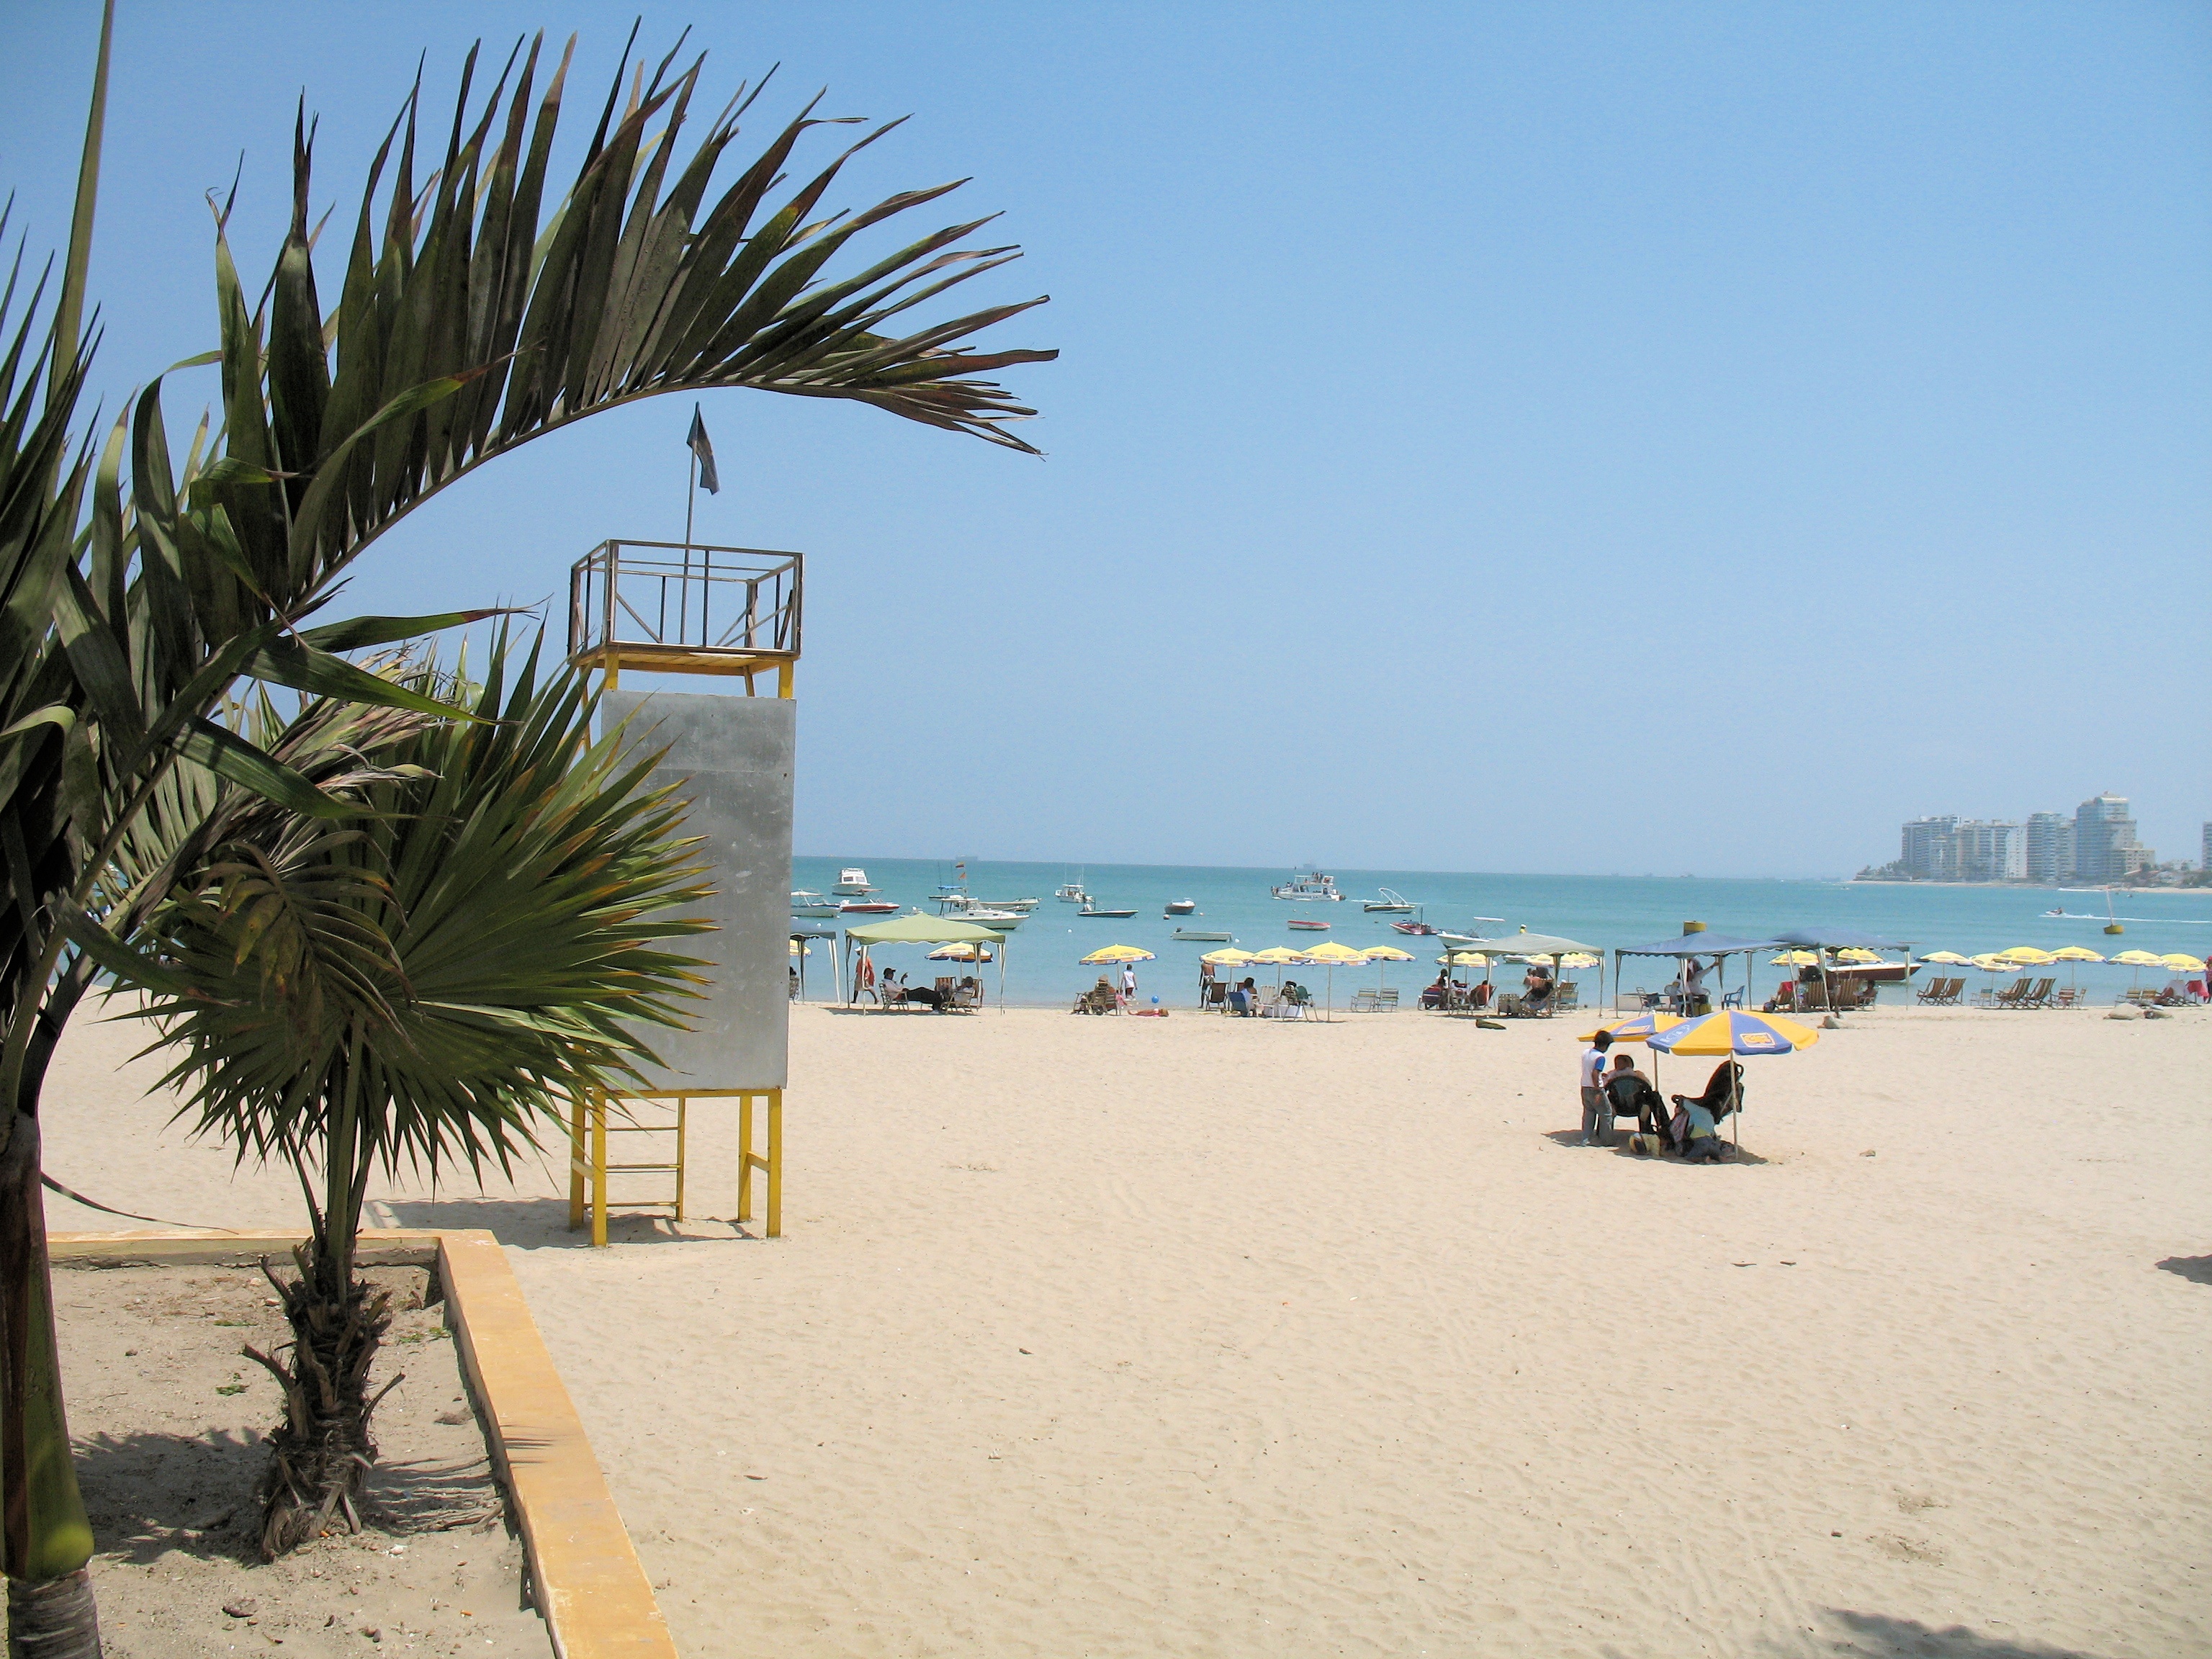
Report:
1165,899,1197,916
934,894,1026,930
1056,880,1091,904
1287,917,1331,931
1363,887,1416,913
1272,868,1343,902
834,867,876,895
1079,905,1138,919
839,900,899,914
791,891,840,918
979,896,1040,913
1391,920,1439,935
1173,929,1233,943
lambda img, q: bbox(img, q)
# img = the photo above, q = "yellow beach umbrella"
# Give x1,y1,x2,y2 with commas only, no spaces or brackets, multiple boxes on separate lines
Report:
2159,953,2206,973
1249,947,1304,964
1298,942,1370,964
2049,946,2103,962
1292,940,1370,1016
1359,943,1416,995
1200,947,1256,965
1833,947,1880,963
1437,950,1489,966
927,942,994,961
1918,950,1972,966
2110,950,2163,966
1997,947,2056,966
1770,950,1820,966
1080,945,1155,965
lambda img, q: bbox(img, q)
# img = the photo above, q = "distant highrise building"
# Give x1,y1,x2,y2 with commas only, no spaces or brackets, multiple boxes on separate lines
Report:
1956,820,2025,882
2074,794,2146,882
2026,811,2074,884
1900,816,1960,880
2203,821,2211,873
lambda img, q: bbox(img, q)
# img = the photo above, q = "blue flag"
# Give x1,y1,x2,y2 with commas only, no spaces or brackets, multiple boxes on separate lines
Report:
686,404,720,494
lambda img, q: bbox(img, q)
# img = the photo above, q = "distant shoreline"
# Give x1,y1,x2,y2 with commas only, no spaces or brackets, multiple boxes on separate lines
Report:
1848,878,2205,895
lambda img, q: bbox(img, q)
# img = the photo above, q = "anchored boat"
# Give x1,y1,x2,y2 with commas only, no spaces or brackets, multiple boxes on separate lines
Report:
1173,929,1233,942
1272,868,1344,902
834,866,876,895
1165,899,1197,916
1287,917,1331,931
1362,887,1416,913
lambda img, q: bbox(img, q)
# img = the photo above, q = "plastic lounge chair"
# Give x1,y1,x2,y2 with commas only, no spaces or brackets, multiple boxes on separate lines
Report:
1595,1073,1668,1148
1351,989,1380,1013
1553,983,1581,1013
1377,987,1399,1011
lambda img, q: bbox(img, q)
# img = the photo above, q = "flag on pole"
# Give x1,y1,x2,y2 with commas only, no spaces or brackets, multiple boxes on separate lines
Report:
686,404,721,494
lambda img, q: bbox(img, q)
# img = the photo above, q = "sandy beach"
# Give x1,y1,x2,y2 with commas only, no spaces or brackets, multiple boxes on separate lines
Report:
39,998,2211,1658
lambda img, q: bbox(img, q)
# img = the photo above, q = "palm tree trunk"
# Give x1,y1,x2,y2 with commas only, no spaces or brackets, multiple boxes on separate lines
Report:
246,1052,396,1559
0,1111,102,1658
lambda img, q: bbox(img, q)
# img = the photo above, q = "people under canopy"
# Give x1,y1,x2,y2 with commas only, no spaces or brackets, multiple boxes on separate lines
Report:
1611,933,1782,1016
845,912,1008,1009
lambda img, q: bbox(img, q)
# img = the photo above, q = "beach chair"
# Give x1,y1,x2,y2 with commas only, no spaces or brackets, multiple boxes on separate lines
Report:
1202,981,1229,1012
1595,1071,1670,1148
1719,986,1745,1010
1992,977,2033,1009
2021,977,2056,1009
1552,983,1581,1014
1351,989,1380,1013
1915,976,1950,1005
1376,987,1399,1012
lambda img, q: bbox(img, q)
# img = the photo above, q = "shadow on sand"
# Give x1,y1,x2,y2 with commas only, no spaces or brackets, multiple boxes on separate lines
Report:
1744,1609,2110,1658
374,1195,760,1251
1541,1128,1770,1166
2154,1254,2212,1286
75,1428,263,1564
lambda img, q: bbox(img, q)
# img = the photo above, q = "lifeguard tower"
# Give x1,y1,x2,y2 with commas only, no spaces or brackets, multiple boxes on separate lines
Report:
564,539,801,1244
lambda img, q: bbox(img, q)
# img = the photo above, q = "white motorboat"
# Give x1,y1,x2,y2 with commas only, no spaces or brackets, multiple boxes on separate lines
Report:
1165,899,1197,916
1271,868,1343,902
1362,887,1416,913
979,896,1041,913
1056,878,1091,904
834,866,876,895
934,893,1025,930
791,890,840,918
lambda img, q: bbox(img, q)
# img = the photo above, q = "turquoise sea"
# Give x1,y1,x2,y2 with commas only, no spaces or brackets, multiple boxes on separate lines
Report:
789,857,2212,1009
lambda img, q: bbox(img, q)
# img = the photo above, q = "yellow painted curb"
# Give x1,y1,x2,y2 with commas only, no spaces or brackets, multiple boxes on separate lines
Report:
52,1228,677,1659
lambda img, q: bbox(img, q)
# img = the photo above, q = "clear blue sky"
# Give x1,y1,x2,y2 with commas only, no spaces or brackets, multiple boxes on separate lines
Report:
6,2,2207,876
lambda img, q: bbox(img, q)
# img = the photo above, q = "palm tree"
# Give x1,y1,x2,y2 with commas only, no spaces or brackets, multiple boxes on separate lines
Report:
1,17,1051,1646
100,634,709,1556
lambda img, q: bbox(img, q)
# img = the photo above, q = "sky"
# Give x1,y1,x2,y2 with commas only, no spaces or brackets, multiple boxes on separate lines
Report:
4,2,2207,877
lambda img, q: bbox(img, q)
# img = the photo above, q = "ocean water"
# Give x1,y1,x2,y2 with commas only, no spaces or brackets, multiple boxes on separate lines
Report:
789,855,2212,1010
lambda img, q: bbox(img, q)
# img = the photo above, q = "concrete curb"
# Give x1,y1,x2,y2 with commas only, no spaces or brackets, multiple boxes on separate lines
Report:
52,1228,677,1659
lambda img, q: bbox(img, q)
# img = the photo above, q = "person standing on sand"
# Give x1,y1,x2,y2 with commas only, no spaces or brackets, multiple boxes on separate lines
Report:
1578,1029,1614,1145
1120,961,1138,1007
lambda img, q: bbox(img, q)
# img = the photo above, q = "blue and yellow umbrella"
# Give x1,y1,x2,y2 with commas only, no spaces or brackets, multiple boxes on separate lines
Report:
1648,1009,1821,1056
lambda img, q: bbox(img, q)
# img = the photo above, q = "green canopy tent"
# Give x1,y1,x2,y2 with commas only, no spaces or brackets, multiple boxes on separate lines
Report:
844,912,1010,1009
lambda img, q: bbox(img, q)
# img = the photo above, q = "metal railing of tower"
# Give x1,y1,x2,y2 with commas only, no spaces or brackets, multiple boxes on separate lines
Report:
567,539,802,696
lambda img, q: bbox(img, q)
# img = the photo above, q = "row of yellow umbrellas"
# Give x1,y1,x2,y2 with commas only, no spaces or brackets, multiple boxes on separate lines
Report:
1918,947,2203,971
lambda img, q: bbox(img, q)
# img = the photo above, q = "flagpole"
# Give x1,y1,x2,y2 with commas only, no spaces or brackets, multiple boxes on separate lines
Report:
680,449,695,641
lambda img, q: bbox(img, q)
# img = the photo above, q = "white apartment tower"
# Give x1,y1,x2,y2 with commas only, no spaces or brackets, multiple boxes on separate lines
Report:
2026,811,2074,884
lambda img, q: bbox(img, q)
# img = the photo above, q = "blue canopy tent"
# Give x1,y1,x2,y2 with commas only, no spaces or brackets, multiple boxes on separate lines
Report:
1768,927,1919,1012
1611,933,1784,1017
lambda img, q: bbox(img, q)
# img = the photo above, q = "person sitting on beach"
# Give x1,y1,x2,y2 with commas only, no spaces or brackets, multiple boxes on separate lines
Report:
1683,956,1712,1015
1283,980,1311,1007
1604,1053,1667,1141
1072,976,1119,1015
1669,1060,1744,1159
1422,970,1451,1010
1229,976,1257,1015
1470,978,1492,1010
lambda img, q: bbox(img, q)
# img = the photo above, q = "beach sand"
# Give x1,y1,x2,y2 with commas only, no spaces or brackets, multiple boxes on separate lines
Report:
37,998,2211,1658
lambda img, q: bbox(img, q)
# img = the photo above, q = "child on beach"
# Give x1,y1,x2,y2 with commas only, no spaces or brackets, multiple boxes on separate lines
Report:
1578,1030,1613,1144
